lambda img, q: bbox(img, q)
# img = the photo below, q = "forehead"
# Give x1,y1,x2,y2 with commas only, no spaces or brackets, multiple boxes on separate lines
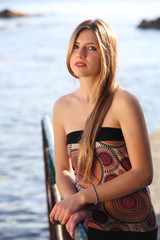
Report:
76,29,98,44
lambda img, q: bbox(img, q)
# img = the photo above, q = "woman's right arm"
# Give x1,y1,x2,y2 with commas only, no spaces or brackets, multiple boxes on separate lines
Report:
53,98,77,198
51,98,89,237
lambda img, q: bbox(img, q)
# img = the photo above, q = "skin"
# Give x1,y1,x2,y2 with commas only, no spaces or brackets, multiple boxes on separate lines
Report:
49,29,153,238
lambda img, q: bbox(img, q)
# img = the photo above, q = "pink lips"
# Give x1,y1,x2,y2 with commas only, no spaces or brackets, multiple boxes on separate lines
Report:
75,61,86,67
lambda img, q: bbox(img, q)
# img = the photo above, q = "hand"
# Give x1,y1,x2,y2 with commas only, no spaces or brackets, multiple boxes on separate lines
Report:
49,192,84,225
65,209,89,239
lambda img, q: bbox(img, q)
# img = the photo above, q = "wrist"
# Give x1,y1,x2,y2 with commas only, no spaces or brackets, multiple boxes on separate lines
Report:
76,189,87,206
77,186,96,205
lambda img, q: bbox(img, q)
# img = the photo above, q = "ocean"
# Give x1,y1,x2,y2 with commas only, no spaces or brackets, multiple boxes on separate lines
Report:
0,0,160,239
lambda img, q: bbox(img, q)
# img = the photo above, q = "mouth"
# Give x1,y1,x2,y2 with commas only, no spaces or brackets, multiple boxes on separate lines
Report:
75,62,86,67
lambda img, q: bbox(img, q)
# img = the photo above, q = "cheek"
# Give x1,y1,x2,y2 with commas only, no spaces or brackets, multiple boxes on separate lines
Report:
69,55,74,71
95,57,101,72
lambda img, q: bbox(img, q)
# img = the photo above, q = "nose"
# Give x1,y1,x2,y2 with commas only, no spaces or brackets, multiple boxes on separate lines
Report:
77,47,86,59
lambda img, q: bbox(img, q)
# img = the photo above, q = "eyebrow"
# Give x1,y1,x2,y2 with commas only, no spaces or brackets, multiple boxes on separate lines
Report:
75,41,97,45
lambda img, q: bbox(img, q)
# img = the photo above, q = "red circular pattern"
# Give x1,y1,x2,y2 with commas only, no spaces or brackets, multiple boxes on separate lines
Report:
104,173,118,183
118,148,125,157
96,147,119,173
92,210,109,224
132,225,141,232
106,222,130,231
68,140,156,232
97,152,113,167
105,191,150,223
121,157,131,171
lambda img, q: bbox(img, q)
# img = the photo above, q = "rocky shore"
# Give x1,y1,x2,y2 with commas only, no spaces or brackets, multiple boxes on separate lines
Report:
0,9,45,30
0,9,44,18
149,128,160,239
138,17,160,29
0,9,28,18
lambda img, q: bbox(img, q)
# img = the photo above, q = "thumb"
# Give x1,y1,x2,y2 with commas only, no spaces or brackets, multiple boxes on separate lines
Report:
83,216,89,231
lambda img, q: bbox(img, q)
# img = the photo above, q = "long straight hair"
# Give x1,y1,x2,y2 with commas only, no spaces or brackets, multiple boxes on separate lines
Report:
66,19,118,181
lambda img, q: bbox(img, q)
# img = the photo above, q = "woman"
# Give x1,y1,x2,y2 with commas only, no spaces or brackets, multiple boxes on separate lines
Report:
50,19,157,240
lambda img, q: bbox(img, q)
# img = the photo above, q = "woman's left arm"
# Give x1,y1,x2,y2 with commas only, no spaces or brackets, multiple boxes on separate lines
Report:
81,90,153,203
50,90,153,221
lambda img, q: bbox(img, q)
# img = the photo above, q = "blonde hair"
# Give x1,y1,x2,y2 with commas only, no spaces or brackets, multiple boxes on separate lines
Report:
67,19,119,181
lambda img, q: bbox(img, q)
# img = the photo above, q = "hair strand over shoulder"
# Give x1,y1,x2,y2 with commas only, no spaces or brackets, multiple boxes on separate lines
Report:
67,19,119,181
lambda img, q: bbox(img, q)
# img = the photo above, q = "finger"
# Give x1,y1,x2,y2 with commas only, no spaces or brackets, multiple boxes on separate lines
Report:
83,216,89,231
50,206,60,223
65,218,75,239
58,209,66,223
49,204,58,223
54,212,60,221
69,222,75,238
61,210,71,225
69,215,80,238
69,221,76,238
65,217,73,237
49,211,55,223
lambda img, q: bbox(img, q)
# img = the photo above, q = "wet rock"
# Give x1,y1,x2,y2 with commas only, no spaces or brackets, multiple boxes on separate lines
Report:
138,17,160,29
0,9,28,18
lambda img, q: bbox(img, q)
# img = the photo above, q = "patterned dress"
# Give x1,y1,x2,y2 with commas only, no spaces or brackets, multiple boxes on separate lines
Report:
66,127,157,234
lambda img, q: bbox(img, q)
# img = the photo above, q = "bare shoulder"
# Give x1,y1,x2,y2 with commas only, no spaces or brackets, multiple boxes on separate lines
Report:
112,87,146,129
53,92,76,115
114,88,142,113
54,93,72,109
115,88,139,105
53,91,77,130
112,87,149,138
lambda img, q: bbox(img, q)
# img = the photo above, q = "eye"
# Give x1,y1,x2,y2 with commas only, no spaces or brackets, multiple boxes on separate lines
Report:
73,44,79,49
88,46,97,51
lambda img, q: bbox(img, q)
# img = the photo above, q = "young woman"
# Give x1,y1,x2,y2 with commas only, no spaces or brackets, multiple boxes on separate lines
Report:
49,19,157,240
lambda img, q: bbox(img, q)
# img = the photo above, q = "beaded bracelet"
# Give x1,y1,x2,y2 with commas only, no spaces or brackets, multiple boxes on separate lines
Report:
92,185,99,205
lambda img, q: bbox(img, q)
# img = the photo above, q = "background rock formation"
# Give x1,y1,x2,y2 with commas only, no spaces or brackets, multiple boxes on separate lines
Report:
138,17,160,29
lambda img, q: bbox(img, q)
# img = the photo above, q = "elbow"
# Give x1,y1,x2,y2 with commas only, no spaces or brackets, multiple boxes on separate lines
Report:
55,169,75,185
133,168,153,188
142,169,153,186
145,163,153,186
145,172,153,186
55,169,64,186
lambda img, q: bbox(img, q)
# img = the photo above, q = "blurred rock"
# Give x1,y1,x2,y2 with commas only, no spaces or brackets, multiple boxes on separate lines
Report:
0,9,44,18
0,9,28,18
138,17,160,29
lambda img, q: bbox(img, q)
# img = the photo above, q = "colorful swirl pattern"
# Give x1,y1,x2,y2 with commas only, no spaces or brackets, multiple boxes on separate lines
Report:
67,139,157,232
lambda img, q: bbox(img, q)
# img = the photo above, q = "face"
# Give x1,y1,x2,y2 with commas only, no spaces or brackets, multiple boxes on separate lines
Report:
70,29,101,79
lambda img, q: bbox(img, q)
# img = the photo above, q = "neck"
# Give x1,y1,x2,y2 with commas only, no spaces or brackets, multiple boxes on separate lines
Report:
78,76,99,103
